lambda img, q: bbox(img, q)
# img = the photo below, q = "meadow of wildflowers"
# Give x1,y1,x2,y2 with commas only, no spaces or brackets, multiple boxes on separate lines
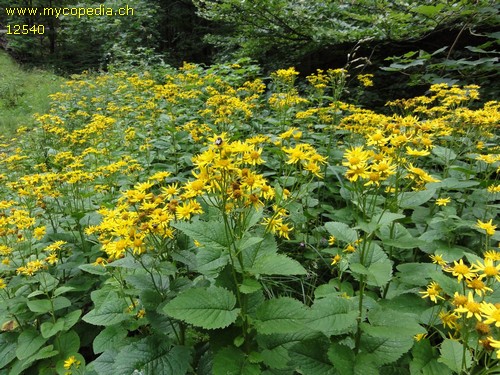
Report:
0,61,499,374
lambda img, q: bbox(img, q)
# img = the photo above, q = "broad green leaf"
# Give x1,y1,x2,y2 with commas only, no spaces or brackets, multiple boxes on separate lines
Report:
27,299,52,314
196,245,230,277
349,244,393,287
327,343,354,375
431,146,457,162
54,330,80,357
163,286,239,330
92,349,118,375
40,319,65,338
62,309,82,331
372,212,405,227
367,306,425,337
53,286,76,296
15,328,48,360
411,339,451,375
82,299,129,326
398,188,436,208
248,253,307,276
173,218,230,249
115,336,191,375
289,337,335,375
396,263,441,285
379,223,425,249
438,339,472,373
53,296,72,311
93,325,129,354
325,222,357,243
79,263,108,275
239,278,262,294
255,297,309,334
213,347,260,375
359,325,414,366
309,295,357,336
0,332,17,369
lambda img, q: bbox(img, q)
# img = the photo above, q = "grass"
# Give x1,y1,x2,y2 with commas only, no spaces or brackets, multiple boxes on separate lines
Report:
0,50,64,138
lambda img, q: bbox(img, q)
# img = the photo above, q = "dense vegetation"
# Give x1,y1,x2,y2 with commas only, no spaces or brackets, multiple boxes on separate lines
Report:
0,60,499,374
0,1,499,374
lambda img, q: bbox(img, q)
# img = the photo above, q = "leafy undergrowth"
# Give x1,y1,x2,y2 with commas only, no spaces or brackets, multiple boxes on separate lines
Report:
0,61,499,374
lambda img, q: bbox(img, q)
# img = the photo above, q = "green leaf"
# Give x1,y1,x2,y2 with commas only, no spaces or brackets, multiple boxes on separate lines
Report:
16,328,48,360
27,299,52,314
53,296,72,311
328,343,354,375
173,218,230,249
213,347,260,375
379,223,425,249
53,286,76,296
289,337,335,375
325,222,357,243
79,263,108,275
248,253,307,276
196,245,230,277
82,299,129,326
93,325,129,354
349,244,393,287
438,339,472,373
255,297,309,334
239,278,262,294
62,309,82,331
411,339,452,375
92,349,118,375
399,188,436,208
308,295,357,336
40,319,65,338
0,332,17,369
163,286,239,330
359,325,414,366
115,336,191,375
413,4,445,17
54,330,80,358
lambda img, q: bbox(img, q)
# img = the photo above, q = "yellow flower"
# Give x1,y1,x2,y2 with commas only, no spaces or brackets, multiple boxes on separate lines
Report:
331,254,341,265
486,336,500,357
444,258,476,282
63,355,81,370
419,281,444,303
0,278,6,289
476,219,497,236
480,303,500,327
328,235,336,246
436,197,451,206
466,278,492,297
430,253,447,267
454,291,482,321
473,259,500,282
439,311,459,329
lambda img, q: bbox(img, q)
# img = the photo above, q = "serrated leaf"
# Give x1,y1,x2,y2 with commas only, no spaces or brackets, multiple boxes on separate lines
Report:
115,336,191,375
438,339,472,373
325,222,358,243
289,337,335,375
196,245,230,277
255,297,309,334
328,343,354,375
349,244,393,287
92,349,119,375
163,286,239,329
309,295,357,336
213,347,260,375
249,253,307,276
173,218,230,249
359,326,414,366
16,328,48,360
93,325,128,354
239,278,262,294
